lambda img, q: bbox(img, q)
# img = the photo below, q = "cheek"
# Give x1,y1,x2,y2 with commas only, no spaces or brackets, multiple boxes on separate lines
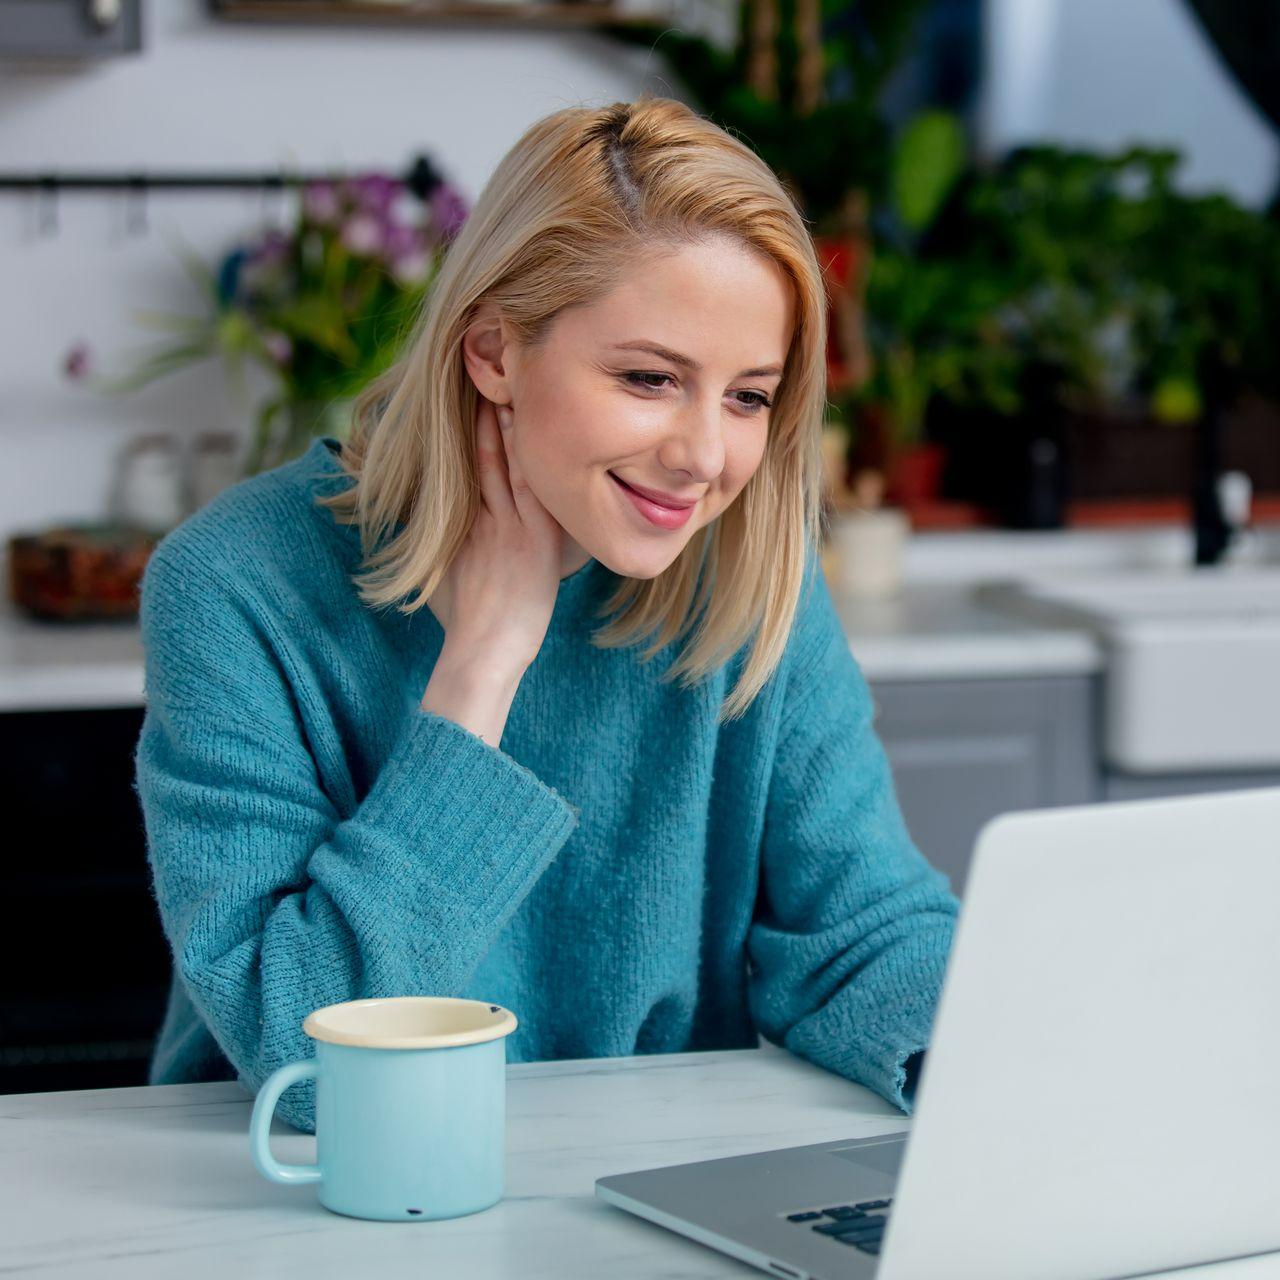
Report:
722,431,769,493
530,386,616,459
512,395,594,485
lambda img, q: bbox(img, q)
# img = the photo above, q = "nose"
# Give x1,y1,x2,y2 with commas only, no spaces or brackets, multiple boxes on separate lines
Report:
657,394,726,484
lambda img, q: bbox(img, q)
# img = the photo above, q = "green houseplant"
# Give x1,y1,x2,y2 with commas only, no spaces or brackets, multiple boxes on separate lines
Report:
852,110,1025,504
923,144,1280,520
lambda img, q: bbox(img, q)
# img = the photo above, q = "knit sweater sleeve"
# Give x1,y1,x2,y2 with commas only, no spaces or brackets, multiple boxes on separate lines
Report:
746,548,959,1115
133,540,578,1132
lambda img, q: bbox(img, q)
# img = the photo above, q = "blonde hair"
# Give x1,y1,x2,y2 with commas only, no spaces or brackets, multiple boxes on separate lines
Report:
316,93,829,723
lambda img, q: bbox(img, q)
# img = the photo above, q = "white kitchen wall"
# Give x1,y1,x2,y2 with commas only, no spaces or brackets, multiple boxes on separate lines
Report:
981,0,1279,205
0,0,686,546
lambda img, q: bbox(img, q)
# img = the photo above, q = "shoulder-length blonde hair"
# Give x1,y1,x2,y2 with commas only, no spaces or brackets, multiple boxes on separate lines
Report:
316,92,829,723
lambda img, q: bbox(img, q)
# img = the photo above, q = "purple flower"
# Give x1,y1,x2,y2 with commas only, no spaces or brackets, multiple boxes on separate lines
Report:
341,212,386,256
347,173,402,217
384,222,423,258
261,330,293,366
63,341,92,381
429,182,469,240
303,180,341,226
240,231,292,294
252,228,291,266
382,222,429,285
391,250,431,287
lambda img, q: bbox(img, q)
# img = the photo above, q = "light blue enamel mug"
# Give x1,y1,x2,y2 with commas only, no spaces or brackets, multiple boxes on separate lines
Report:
249,995,518,1221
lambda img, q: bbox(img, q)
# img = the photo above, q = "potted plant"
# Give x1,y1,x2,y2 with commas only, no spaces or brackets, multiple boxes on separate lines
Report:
852,111,1026,509
928,144,1280,525
65,161,468,481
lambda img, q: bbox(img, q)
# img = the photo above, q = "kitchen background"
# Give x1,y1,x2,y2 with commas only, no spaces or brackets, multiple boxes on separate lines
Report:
2,0,1278,1096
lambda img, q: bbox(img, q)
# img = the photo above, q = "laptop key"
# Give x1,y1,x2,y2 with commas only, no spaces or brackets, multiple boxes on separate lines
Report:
813,1217,885,1239
786,1211,823,1222
832,1234,884,1253
854,1199,892,1211
821,1206,866,1219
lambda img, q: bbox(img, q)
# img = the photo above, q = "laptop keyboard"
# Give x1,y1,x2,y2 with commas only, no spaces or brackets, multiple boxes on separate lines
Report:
784,1198,893,1256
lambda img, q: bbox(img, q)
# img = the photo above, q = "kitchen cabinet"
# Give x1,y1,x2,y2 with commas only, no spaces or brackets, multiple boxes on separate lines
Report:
0,706,166,1095
872,672,1280,897
869,675,1102,896
0,0,142,57
1103,768,1280,802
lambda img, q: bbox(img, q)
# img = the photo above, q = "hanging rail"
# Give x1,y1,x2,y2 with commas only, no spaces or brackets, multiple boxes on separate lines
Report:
0,154,445,195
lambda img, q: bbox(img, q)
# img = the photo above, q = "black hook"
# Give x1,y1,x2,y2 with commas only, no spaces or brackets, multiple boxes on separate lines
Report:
37,175,58,236
126,173,147,235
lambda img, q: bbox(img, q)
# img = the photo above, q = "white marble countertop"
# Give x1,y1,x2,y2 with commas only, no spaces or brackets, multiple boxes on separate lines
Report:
830,581,1099,681
2,1042,1270,1279
0,594,145,712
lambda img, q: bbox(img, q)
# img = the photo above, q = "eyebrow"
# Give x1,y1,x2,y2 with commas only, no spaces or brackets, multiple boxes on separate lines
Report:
608,340,784,380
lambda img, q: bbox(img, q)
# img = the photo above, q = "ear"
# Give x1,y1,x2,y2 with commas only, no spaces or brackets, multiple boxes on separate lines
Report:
461,302,516,405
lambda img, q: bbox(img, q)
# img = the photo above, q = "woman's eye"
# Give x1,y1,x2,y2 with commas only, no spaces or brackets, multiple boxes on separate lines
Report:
623,371,674,392
734,391,773,413
620,371,772,414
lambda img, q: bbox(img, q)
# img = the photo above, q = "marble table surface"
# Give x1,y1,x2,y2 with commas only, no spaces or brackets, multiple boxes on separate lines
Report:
3,1041,1276,1279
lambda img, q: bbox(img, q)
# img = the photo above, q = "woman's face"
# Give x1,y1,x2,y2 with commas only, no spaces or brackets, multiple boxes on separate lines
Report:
485,234,795,581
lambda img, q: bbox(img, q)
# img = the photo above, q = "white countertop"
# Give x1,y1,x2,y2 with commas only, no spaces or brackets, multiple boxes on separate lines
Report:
0,595,146,712
829,581,1099,681
2,1041,1270,1278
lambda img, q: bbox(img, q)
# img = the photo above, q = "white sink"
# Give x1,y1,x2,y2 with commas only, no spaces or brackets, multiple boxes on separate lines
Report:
978,568,1280,774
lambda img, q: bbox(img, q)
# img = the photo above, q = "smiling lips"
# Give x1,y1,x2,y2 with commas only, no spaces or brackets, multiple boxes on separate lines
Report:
609,471,698,529
611,474,701,509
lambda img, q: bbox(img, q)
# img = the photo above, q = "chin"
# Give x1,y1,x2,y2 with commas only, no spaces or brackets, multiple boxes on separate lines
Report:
583,538,685,582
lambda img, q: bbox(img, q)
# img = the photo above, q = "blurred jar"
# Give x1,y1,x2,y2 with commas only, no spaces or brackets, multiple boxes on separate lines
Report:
190,431,241,512
113,433,184,533
830,507,911,599
825,468,911,599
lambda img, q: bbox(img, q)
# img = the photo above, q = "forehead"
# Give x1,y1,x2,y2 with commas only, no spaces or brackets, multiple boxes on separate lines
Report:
555,237,795,364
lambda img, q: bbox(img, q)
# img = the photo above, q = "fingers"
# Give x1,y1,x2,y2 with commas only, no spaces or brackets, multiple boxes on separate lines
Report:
475,397,514,517
496,405,529,502
496,403,538,527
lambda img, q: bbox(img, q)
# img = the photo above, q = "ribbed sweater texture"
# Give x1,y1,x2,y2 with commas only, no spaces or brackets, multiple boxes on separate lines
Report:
133,436,959,1133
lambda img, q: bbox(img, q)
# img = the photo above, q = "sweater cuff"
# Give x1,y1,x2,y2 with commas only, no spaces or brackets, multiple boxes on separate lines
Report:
844,1004,936,1116
335,706,580,925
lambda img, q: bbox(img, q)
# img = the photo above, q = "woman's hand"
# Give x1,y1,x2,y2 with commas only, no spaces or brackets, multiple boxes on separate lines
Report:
425,395,566,677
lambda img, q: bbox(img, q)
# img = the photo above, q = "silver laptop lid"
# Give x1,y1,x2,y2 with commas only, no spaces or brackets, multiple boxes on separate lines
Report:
879,786,1280,1280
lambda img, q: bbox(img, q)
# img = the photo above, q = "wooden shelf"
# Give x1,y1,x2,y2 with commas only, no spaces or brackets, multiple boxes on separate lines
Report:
211,0,671,28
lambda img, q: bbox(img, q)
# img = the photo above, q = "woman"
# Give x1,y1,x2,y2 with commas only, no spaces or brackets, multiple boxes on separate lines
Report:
134,94,958,1135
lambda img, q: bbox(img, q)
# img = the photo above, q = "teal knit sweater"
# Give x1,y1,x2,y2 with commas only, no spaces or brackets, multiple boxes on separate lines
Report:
133,436,958,1133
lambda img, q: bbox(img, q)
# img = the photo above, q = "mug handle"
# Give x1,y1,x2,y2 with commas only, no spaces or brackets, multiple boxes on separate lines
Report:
249,1059,323,1186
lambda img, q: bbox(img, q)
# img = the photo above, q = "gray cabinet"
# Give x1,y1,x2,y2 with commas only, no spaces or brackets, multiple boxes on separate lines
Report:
868,675,1101,896
0,0,142,57
1103,769,1280,802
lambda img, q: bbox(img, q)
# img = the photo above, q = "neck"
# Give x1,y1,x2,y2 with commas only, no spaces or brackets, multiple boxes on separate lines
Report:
560,538,592,580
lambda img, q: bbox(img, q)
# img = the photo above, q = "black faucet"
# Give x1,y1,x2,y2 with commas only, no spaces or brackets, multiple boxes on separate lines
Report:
1191,400,1233,566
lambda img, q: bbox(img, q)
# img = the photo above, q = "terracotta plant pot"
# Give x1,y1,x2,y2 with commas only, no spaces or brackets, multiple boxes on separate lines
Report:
887,441,946,507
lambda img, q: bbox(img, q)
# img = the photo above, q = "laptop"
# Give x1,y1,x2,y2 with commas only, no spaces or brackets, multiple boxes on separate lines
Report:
596,786,1280,1280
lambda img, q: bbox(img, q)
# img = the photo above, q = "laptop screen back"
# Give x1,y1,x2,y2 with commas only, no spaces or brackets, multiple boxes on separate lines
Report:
878,787,1280,1280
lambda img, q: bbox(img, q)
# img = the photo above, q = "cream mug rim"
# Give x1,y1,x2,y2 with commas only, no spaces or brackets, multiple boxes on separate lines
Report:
301,996,518,1050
